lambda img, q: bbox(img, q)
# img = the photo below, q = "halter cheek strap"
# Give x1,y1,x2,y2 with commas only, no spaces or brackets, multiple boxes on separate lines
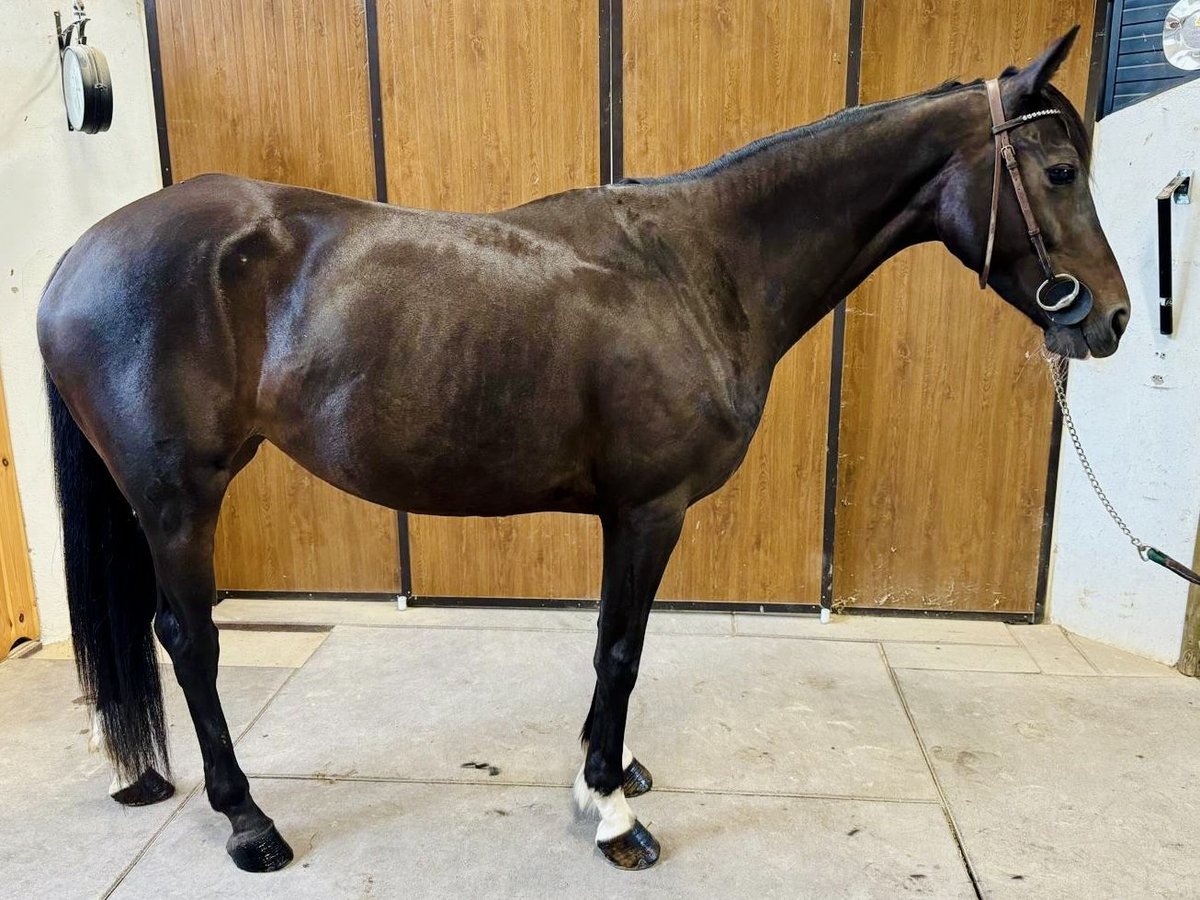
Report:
978,78,1062,290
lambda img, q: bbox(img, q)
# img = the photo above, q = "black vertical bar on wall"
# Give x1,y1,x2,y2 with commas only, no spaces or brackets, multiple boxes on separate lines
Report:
364,0,414,598
396,509,413,598
599,0,624,184
610,0,624,183
819,0,865,612
599,0,613,184
365,0,389,205
1034,3,1109,624
143,0,173,187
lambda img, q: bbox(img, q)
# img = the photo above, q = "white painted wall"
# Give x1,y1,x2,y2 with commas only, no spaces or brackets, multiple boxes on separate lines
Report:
1048,79,1200,664
0,1,161,642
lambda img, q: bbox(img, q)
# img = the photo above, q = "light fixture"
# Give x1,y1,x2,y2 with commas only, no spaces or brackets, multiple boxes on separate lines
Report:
1164,0,1200,71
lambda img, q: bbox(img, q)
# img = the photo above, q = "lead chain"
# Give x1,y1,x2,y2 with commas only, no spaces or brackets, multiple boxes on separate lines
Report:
1044,353,1149,558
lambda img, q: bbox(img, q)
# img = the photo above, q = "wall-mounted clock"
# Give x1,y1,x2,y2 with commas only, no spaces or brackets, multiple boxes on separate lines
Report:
55,3,112,134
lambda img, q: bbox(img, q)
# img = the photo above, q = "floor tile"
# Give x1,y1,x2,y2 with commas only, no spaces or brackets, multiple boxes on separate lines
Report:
0,659,290,900
1068,634,1182,677
215,598,733,636
213,630,328,668
35,630,327,669
883,643,1039,673
898,669,1200,898
735,613,1017,645
1009,626,1096,675
113,778,973,899
32,639,87,661
237,626,936,801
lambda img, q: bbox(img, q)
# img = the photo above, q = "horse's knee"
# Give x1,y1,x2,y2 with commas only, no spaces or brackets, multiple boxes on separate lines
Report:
594,639,639,693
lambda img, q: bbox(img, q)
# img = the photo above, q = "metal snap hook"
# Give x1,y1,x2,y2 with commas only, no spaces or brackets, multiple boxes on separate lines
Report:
1036,273,1082,312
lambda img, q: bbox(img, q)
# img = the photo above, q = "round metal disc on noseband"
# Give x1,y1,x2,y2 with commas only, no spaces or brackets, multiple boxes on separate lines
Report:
1037,275,1093,326
1037,274,1081,311
1046,284,1092,325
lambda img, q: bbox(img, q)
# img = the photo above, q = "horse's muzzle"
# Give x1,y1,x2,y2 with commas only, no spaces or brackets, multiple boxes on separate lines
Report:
1082,303,1129,359
1044,324,1091,360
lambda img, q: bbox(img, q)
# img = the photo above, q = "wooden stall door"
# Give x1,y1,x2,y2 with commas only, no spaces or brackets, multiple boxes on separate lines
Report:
379,0,604,599
834,4,1096,613
1,373,38,655
624,0,849,603
156,0,400,592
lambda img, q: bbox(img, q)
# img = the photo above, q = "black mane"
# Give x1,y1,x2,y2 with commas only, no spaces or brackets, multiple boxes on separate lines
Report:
621,68,1090,185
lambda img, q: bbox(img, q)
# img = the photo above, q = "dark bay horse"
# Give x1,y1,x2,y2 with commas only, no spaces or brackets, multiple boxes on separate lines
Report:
39,29,1127,872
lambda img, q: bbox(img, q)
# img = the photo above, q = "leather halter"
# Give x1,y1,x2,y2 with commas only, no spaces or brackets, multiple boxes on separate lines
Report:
978,79,1087,320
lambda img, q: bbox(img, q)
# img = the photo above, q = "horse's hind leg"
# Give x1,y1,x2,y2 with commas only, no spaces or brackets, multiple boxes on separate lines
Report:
575,497,684,870
137,454,292,873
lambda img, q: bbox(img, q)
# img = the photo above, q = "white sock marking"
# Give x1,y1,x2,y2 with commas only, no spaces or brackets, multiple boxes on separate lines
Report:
573,761,595,813
594,789,637,842
574,743,639,842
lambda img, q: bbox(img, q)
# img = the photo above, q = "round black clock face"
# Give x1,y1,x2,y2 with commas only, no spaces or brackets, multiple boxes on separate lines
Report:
61,45,113,134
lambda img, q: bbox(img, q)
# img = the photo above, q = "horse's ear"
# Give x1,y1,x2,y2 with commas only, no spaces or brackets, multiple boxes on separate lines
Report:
1007,26,1079,95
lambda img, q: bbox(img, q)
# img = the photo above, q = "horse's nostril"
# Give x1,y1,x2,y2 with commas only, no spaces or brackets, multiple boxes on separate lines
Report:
1110,307,1129,339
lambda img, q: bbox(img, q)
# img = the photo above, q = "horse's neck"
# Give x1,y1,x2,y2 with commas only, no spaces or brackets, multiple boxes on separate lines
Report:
698,92,971,360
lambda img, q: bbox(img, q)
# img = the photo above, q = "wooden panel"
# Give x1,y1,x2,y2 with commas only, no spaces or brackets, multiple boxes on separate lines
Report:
0,373,39,655
834,4,1095,612
378,0,602,598
625,0,849,602
158,0,375,197
157,0,400,592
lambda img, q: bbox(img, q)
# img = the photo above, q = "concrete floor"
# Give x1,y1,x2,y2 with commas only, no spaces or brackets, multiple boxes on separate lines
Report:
2,601,1198,899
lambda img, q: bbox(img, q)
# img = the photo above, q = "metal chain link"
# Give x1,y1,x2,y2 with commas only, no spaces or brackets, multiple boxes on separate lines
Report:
1044,353,1149,558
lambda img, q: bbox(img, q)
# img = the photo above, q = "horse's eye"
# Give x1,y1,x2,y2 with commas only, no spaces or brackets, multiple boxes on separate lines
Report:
1047,164,1076,186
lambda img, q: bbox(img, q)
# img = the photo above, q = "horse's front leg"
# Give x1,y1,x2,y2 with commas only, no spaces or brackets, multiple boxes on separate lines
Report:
575,497,685,870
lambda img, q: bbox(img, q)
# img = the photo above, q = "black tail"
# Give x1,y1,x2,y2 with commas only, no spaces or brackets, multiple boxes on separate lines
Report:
46,373,169,782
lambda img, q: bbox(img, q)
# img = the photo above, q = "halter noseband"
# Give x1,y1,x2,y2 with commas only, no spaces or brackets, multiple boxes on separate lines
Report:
978,78,1092,326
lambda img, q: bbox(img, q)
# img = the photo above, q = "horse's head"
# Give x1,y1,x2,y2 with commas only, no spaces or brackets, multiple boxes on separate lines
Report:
939,28,1129,358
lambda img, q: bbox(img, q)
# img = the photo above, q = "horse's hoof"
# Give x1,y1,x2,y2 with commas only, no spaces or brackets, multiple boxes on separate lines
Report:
227,822,294,873
110,768,175,807
621,758,653,798
597,820,660,870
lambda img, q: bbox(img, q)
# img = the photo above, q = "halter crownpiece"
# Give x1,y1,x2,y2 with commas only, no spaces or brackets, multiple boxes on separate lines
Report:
978,78,1093,327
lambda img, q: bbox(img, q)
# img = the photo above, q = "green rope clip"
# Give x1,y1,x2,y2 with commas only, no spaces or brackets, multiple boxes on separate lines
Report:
1146,546,1200,587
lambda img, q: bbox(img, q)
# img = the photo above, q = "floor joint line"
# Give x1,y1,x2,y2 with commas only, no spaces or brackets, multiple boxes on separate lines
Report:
879,643,986,900
101,781,204,899
242,771,939,805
